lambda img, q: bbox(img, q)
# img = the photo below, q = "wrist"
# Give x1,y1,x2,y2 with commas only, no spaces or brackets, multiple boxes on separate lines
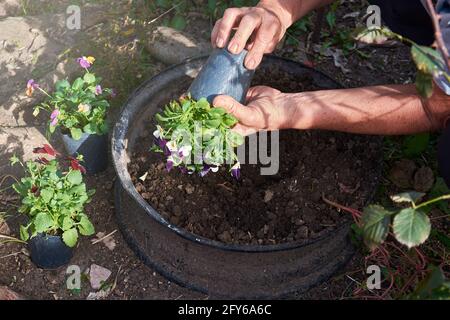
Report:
283,92,318,130
257,0,297,30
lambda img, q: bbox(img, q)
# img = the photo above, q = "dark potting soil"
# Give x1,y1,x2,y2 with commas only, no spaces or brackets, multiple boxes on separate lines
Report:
128,66,382,245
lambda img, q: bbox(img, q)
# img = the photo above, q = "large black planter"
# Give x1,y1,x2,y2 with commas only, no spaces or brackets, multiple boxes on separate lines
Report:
61,132,108,174
28,233,73,269
112,56,380,298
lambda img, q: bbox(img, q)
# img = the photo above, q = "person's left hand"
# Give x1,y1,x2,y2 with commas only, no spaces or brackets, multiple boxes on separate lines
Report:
213,86,294,136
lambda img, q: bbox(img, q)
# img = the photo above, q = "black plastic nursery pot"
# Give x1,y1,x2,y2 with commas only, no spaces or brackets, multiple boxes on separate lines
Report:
112,56,381,299
61,132,108,174
28,233,73,269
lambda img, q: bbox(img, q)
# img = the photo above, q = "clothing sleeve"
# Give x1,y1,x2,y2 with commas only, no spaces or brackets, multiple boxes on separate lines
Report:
434,0,450,95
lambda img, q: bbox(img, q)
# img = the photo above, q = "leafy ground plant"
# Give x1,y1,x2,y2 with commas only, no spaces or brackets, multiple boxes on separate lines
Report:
152,96,244,178
10,145,95,247
28,56,116,140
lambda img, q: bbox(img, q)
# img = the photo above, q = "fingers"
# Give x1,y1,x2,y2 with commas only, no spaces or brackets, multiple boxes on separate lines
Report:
232,123,258,136
213,95,255,124
228,12,262,55
213,8,248,49
244,20,280,69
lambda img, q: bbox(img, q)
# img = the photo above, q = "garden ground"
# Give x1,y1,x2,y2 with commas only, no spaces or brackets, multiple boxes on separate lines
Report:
0,0,448,299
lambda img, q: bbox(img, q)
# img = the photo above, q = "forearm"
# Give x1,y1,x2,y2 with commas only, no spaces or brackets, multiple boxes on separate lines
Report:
288,84,449,135
258,0,334,28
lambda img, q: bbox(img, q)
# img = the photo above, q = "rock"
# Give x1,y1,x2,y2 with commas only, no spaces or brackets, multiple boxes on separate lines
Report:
294,218,305,226
0,0,21,17
295,226,309,240
264,189,274,202
146,26,211,65
414,166,435,193
0,286,25,300
185,184,195,194
89,264,112,290
389,159,417,188
218,230,232,243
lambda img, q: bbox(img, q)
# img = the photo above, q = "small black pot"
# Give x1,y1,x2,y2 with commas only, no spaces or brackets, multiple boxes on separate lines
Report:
28,233,73,269
61,132,108,174
438,124,450,188
188,48,255,104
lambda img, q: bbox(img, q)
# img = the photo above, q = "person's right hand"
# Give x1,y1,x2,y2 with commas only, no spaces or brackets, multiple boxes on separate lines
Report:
211,5,290,70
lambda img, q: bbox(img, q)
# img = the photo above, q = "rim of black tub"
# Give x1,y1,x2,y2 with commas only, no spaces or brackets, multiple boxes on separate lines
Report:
111,55,353,254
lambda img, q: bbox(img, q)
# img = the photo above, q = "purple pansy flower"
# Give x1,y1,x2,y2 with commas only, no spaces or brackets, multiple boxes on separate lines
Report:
76,56,95,69
231,162,241,180
166,159,174,172
200,165,210,177
26,79,39,97
110,88,117,98
50,109,60,126
95,85,102,95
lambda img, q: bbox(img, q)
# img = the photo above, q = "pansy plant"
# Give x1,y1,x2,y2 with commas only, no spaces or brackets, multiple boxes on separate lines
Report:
10,144,95,247
152,96,244,178
28,56,115,140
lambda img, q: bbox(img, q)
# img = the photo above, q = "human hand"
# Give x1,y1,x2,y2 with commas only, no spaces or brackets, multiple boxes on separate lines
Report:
211,5,290,70
213,86,295,136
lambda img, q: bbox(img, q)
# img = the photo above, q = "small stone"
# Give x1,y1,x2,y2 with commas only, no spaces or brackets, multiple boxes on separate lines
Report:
89,264,112,290
185,184,195,194
218,230,232,243
295,226,309,239
264,190,274,202
294,218,305,226
157,162,165,170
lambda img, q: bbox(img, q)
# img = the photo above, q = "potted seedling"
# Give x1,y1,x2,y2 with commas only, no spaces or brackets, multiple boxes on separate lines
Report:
152,48,254,177
10,144,95,269
27,56,116,174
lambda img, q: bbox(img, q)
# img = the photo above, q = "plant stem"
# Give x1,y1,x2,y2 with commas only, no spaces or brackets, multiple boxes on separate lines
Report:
415,194,450,210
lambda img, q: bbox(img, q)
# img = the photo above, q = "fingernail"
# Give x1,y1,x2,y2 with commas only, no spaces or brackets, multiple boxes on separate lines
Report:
228,42,239,54
247,58,256,69
216,37,224,48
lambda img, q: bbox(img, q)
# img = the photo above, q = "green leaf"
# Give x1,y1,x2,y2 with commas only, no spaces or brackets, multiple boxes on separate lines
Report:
62,216,74,231
391,191,426,205
223,114,238,127
32,107,40,117
411,44,446,79
78,215,95,236
40,188,54,203
402,133,430,158
209,107,227,117
416,71,433,98
55,79,70,91
10,155,19,166
393,208,431,248
70,127,83,140
83,73,96,84
362,205,392,250
34,212,54,233
19,225,29,241
428,178,450,213
67,170,83,185
170,15,187,31
62,228,78,247
227,131,244,147
72,77,84,91
408,266,447,300
83,123,97,134
205,119,221,128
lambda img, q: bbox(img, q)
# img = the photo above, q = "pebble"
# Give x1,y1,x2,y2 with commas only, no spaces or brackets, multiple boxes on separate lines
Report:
295,226,309,239
185,184,195,194
218,230,232,243
264,190,274,202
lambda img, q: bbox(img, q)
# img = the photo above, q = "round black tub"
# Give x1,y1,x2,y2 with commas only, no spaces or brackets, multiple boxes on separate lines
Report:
112,56,377,298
